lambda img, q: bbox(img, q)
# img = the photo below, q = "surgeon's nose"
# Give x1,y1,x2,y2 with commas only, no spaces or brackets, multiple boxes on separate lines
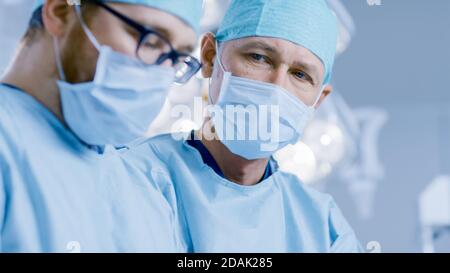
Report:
268,66,289,90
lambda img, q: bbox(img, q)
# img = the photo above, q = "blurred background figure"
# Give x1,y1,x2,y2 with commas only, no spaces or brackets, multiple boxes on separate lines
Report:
1,0,449,252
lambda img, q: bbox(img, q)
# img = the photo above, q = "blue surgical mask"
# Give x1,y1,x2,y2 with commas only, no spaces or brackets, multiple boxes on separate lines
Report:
209,43,323,160
53,7,175,147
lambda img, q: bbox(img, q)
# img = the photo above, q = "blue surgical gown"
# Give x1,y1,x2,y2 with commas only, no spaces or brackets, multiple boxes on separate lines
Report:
123,132,364,253
0,84,181,252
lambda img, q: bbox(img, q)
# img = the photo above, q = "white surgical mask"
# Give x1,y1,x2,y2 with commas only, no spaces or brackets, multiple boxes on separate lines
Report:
54,6,175,147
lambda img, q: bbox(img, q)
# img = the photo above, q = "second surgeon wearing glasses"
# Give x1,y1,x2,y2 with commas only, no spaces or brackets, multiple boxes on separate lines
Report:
0,0,203,252
58,0,202,146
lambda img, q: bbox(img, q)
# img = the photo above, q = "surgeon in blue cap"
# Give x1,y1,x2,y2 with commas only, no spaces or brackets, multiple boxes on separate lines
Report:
0,0,203,252
124,0,363,252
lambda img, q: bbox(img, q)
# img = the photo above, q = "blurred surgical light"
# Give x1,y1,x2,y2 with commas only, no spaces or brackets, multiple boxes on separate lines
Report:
274,142,317,184
200,0,230,33
303,120,346,165
274,118,347,185
326,0,356,56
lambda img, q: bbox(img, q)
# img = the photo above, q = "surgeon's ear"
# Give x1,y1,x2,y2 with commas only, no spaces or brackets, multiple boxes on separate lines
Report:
42,0,75,38
314,84,333,109
200,33,217,78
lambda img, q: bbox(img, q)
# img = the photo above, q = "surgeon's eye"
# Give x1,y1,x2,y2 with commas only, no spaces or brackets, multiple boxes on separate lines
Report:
247,53,271,65
292,70,314,85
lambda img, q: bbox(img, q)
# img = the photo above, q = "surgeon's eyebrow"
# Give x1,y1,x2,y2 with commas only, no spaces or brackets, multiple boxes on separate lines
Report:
240,41,278,54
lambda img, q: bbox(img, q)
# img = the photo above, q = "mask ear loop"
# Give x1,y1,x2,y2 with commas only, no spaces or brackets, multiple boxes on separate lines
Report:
208,77,213,104
74,5,101,51
311,86,326,108
214,40,227,73
53,6,102,82
53,6,104,83
208,40,227,105
53,37,66,82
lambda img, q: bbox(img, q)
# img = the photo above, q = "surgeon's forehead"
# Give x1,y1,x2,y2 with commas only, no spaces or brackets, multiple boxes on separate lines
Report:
110,3,197,52
227,36,325,82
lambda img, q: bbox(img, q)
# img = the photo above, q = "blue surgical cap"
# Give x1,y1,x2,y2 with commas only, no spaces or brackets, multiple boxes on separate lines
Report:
216,0,338,85
33,0,204,35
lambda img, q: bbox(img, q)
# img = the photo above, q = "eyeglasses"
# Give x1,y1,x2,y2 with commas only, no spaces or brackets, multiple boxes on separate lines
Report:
86,0,202,84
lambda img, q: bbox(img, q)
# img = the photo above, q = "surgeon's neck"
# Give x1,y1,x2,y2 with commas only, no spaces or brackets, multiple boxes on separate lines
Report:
198,119,269,186
1,37,64,122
